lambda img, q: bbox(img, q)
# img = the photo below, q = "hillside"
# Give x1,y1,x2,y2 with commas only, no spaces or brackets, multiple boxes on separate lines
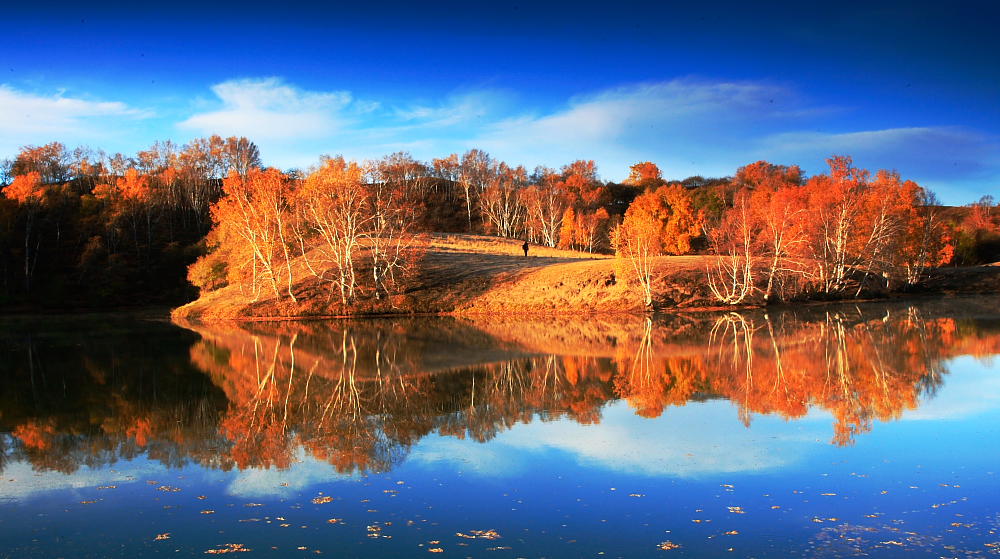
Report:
172,232,1000,322
171,233,717,321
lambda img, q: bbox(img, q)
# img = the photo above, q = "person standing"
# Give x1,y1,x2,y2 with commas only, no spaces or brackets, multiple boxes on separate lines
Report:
522,240,529,257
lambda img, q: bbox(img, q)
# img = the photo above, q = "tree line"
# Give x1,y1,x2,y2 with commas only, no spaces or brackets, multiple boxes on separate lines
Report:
0,137,260,307
2,138,998,309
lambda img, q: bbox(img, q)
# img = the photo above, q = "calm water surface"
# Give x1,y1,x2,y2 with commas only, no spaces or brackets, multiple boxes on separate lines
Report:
2,299,1000,557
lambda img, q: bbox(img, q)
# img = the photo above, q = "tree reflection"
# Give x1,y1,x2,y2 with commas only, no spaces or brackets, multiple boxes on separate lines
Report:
190,320,617,472
0,317,229,474
612,306,973,445
3,304,1000,476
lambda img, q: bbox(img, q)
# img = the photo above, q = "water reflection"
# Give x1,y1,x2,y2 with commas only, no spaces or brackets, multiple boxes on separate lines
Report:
2,301,1000,477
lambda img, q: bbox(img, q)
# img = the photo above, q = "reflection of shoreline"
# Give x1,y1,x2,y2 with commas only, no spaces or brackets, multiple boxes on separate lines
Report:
2,303,1000,477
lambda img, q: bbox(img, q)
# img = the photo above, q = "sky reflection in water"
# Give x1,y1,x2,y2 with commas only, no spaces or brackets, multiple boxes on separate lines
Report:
1,300,1000,557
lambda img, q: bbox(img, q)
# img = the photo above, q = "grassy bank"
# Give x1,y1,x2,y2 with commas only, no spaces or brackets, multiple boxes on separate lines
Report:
172,233,1000,322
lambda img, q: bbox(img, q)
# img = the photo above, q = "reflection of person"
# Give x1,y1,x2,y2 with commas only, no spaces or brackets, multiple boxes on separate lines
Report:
522,240,529,257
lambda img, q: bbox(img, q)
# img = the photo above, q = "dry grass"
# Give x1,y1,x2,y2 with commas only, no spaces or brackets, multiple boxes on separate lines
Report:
172,233,723,321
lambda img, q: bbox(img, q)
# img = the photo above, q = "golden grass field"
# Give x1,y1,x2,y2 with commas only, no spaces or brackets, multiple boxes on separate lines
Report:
172,233,717,321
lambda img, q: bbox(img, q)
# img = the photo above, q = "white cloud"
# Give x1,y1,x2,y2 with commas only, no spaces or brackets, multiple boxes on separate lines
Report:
411,400,821,478
224,447,357,498
392,90,511,127
0,458,163,502
178,78,356,141
3,76,995,203
0,84,150,156
759,126,1000,181
904,356,1000,421
470,79,810,177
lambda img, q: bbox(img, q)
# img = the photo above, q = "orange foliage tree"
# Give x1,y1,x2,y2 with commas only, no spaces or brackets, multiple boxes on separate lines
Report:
295,157,370,304
208,168,298,301
2,171,47,292
623,161,664,189
708,157,952,304
612,185,705,306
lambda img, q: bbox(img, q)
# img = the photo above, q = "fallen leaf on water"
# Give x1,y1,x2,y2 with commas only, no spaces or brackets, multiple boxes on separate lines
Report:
201,510,215,515
456,529,501,540
657,541,681,551
428,548,444,553
312,496,333,504
204,543,251,554
154,533,171,541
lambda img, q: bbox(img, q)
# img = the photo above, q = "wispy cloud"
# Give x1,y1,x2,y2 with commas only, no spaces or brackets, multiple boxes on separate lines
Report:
470,79,814,177
759,126,1000,181
0,84,151,156
224,447,356,498
0,458,162,502
166,77,1000,202
3,77,996,203
178,77,358,140
412,400,819,478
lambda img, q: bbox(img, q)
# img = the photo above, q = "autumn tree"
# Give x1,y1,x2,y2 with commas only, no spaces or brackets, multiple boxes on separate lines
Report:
558,207,577,249
458,149,493,232
613,185,705,306
295,157,369,304
367,159,425,299
707,190,756,304
709,161,808,304
2,172,46,292
521,168,570,247
210,168,297,301
11,143,71,184
623,161,664,189
479,163,526,238
574,208,610,252
707,157,951,304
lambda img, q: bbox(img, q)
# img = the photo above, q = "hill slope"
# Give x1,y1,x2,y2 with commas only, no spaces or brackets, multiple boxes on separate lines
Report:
172,233,716,321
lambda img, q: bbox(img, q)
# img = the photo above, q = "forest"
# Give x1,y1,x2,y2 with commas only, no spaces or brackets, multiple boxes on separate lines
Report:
1,137,998,310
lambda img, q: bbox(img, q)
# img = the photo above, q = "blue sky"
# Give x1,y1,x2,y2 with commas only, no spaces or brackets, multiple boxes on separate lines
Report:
2,0,998,203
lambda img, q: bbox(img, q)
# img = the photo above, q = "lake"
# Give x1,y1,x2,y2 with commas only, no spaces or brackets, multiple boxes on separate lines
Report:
2,299,1000,557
